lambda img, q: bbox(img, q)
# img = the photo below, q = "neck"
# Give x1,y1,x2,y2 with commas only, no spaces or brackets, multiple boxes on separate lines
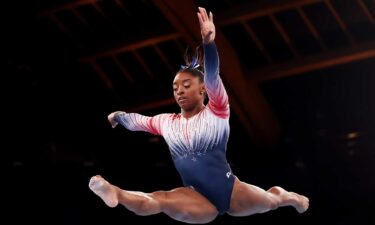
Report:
181,103,205,119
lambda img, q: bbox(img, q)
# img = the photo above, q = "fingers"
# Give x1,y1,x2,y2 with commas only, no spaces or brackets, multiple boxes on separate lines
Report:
198,6,209,21
209,11,213,22
198,7,214,23
197,6,215,43
197,12,203,27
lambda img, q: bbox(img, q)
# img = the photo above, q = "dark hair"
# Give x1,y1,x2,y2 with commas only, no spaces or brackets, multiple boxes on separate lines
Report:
178,45,204,83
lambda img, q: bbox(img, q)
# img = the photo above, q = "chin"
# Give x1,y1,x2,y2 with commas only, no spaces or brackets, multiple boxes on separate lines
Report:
180,104,193,111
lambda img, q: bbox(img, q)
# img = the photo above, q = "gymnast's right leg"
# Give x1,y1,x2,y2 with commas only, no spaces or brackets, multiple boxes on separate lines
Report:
89,175,218,224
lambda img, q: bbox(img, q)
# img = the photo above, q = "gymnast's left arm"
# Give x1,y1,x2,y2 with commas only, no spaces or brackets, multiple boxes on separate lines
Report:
197,7,229,118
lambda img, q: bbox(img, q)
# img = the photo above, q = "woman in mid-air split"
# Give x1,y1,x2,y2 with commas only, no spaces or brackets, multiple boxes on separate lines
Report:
89,6,309,224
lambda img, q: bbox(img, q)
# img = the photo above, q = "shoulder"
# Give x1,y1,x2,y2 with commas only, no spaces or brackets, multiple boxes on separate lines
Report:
153,113,177,121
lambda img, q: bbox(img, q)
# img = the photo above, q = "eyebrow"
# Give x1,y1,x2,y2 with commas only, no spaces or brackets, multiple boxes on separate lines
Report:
173,79,192,85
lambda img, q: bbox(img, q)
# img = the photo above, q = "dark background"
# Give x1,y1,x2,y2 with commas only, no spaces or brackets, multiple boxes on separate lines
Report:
4,0,375,224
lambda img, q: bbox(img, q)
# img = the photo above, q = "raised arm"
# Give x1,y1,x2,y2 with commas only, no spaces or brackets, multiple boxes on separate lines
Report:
197,7,229,118
108,111,166,135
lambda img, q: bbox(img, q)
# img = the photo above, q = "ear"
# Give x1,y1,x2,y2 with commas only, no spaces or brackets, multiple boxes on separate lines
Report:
200,84,206,95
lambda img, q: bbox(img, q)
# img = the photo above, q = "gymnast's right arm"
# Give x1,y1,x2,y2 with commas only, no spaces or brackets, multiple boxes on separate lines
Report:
107,111,165,135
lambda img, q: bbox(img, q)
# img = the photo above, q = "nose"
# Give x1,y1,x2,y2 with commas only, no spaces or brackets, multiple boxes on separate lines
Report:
176,86,184,95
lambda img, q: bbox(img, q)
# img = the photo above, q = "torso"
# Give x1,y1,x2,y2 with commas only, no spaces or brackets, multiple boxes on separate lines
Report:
160,106,230,161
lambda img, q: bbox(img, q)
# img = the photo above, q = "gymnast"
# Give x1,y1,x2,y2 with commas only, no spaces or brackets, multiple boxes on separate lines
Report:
89,7,309,224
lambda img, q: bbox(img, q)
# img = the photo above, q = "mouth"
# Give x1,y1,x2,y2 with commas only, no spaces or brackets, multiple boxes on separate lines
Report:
178,97,188,104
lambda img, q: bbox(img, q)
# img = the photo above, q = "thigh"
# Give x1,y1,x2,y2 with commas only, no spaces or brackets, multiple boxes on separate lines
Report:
155,187,219,224
227,177,272,216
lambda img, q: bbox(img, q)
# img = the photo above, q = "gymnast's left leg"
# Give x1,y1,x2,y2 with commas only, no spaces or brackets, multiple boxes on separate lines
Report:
227,177,309,216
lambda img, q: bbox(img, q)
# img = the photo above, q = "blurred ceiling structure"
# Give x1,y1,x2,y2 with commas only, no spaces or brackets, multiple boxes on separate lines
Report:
30,0,375,148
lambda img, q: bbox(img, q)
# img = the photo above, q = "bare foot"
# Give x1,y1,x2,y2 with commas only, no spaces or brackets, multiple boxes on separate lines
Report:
89,175,118,208
292,192,309,213
268,186,309,213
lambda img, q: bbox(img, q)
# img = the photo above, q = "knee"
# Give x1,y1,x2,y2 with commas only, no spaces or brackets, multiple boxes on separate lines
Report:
267,187,283,210
267,186,282,195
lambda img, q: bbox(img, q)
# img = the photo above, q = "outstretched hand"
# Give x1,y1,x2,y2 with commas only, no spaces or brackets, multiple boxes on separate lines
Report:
197,7,215,44
108,111,122,128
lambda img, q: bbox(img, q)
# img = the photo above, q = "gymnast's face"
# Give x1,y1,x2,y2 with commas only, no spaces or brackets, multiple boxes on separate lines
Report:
173,72,205,111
